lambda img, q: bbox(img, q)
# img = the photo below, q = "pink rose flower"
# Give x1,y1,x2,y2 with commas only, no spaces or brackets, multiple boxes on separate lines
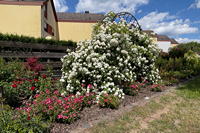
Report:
87,84,93,89
57,114,63,119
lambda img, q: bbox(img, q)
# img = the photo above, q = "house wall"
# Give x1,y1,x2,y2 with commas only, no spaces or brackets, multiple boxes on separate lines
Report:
58,22,96,42
41,0,59,40
170,43,178,48
0,4,41,38
151,37,157,44
156,41,171,52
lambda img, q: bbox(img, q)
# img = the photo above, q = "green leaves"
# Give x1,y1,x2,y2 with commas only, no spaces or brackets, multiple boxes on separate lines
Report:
0,109,50,133
0,33,76,47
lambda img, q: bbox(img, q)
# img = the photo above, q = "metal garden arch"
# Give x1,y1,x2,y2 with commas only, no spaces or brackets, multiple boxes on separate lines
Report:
102,12,142,31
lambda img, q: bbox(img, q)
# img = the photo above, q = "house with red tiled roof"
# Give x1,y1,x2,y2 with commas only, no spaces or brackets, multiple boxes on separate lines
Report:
143,30,179,52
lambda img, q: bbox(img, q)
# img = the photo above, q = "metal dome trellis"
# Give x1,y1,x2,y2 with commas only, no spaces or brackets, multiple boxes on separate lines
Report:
102,12,142,31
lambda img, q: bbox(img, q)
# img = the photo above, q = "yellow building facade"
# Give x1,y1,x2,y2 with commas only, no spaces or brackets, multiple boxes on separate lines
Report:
0,0,104,42
58,22,95,42
0,3,42,38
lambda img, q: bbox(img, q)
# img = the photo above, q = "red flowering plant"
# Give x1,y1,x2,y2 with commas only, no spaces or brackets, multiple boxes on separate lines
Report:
24,57,43,73
17,90,96,123
98,94,120,109
123,82,143,96
21,57,44,80
148,84,164,92
34,74,58,92
2,74,60,107
82,92,96,107
2,79,37,107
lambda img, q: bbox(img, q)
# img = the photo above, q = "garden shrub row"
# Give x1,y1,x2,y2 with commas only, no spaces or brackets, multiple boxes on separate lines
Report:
156,43,200,84
0,33,77,47
169,42,200,57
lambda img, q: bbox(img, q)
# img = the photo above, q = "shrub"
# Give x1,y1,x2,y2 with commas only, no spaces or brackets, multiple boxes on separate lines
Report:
169,47,187,58
156,48,200,84
2,75,60,107
172,42,200,53
162,58,185,72
82,92,96,107
0,57,63,107
123,82,146,96
25,57,44,72
17,90,96,123
169,42,200,58
0,57,48,84
156,56,169,72
0,108,50,133
159,52,170,59
184,50,200,73
160,71,190,85
0,58,30,83
98,94,120,109
148,84,164,92
173,71,191,79
2,80,35,106
60,12,161,102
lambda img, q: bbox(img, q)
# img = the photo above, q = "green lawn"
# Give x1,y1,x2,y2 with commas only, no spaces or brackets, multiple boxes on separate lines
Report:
85,76,200,133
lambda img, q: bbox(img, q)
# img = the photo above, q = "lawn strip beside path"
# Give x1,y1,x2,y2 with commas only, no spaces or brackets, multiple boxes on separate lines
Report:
84,76,200,133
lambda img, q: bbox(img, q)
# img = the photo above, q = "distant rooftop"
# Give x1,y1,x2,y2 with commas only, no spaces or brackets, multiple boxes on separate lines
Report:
156,35,171,41
170,38,179,44
156,35,179,44
57,12,104,22
143,30,179,44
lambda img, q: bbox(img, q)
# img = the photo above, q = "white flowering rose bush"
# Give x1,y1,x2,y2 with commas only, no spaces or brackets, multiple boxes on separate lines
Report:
60,12,161,101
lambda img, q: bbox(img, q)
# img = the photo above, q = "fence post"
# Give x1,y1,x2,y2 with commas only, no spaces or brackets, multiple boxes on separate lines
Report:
47,51,50,63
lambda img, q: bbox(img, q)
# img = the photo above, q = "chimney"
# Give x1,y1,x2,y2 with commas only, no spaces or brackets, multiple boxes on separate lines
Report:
85,11,89,14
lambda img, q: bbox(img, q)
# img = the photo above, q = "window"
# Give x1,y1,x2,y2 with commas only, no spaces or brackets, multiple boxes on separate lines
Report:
44,4,47,19
44,23,54,36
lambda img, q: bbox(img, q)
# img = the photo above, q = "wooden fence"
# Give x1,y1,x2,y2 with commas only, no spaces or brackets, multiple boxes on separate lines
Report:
0,41,75,77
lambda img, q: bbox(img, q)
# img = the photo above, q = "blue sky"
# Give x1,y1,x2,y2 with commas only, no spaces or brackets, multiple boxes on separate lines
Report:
53,0,200,43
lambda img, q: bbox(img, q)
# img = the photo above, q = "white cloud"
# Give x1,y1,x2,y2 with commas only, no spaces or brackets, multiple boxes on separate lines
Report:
76,0,149,13
139,12,198,36
190,0,200,8
53,0,68,12
176,38,200,43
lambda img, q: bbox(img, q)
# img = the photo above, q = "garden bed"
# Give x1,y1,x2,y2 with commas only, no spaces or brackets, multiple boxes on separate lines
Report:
51,75,198,133
51,85,167,133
